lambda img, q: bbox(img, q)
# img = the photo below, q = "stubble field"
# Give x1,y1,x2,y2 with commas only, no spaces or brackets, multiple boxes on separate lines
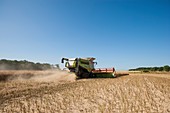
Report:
0,71,170,113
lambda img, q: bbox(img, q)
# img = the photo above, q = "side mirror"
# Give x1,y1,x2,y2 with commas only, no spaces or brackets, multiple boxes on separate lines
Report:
61,58,64,63
61,58,68,63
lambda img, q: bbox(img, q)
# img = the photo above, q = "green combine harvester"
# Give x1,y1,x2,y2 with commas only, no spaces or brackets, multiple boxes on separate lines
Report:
61,57,116,78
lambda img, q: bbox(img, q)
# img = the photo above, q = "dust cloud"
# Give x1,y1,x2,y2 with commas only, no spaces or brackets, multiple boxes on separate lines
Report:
31,70,76,83
0,70,76,83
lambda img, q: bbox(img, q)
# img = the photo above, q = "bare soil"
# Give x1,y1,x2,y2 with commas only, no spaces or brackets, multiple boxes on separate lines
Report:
0,71,170,113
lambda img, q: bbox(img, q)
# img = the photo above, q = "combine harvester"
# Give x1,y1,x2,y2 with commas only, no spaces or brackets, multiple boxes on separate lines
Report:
61,57,116,78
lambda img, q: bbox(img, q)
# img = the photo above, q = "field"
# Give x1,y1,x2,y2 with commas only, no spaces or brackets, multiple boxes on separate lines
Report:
0,71,170,113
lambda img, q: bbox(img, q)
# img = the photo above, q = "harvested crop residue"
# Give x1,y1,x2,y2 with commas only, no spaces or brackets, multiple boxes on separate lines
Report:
0,72,170,113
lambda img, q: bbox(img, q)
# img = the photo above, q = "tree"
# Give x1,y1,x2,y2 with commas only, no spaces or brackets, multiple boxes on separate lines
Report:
151,67,159,71
163,65,170,72
0,59,60,70
158,67,163,71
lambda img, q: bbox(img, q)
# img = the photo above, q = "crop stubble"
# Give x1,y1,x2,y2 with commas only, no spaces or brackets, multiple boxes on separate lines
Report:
0,72,170,113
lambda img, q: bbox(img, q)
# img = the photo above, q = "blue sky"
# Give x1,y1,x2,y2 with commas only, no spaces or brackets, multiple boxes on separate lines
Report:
0,0,170,70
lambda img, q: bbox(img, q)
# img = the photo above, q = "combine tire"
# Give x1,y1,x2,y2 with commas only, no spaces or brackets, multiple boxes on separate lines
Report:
113,71,117,78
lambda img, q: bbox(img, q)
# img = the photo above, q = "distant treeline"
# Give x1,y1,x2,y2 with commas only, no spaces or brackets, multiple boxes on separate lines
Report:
129,65,170,72
0,59,60,70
